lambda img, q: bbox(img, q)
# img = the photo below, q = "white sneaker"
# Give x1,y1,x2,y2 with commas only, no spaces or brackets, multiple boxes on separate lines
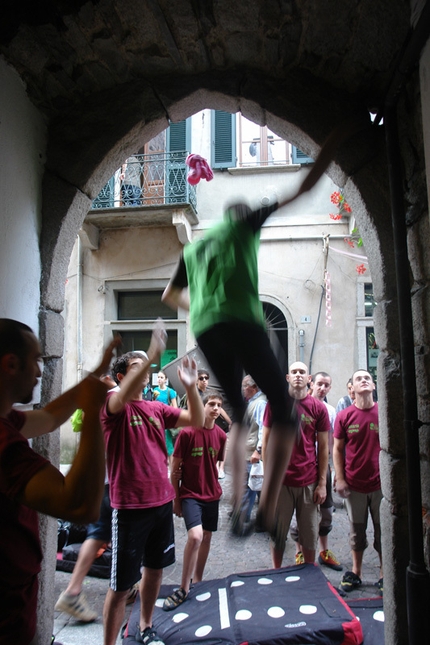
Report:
54,590,97,622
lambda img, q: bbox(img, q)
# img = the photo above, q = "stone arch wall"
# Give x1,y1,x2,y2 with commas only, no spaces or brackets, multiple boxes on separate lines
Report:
38,70,424,645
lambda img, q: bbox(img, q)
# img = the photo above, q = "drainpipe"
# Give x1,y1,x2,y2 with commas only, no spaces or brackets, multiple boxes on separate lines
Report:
308,234,330,375
298,329,305,363
76,234,83,384
378,4,430,641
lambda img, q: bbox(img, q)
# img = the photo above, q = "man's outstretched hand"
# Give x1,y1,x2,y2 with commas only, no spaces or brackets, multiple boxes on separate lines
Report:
178,356,198,390
92,336,122,379
148,318,168,360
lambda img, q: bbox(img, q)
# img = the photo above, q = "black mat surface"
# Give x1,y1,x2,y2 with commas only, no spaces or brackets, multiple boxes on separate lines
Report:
56,543,111,579
345,598,384,645
124,564,363,645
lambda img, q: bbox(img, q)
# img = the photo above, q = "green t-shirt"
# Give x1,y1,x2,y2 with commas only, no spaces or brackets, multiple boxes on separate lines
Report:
183,212,270,338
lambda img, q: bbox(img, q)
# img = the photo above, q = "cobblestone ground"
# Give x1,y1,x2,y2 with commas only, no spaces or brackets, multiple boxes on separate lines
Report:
54,471,383,644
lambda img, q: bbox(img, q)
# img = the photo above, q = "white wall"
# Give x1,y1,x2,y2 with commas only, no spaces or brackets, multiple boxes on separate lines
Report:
0,58,46,331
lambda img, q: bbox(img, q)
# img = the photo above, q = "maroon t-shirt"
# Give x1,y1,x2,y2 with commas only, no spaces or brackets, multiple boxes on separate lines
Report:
0,409,50,644
263,394,330,487
334,403,380,493
101,396,181,509
174,424,227,502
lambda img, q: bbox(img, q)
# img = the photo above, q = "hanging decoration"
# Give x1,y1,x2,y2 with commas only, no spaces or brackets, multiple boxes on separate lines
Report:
329,190,367,274
325,270,332,327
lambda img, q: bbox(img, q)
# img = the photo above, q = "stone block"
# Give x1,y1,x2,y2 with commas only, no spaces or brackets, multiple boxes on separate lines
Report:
422,459,430,509
41,172,92,313
377,352,405,456
379,450,408,510
40,357,64,405
407,200,430,282
39,309,64,359
380,498,409,645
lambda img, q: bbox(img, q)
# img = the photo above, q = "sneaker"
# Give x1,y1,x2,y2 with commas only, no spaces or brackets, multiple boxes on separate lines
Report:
376,577,383,596
340,571,362,592
218,471,226,479
54,590,97,622
163,586,188,611
136,626,165,644
295,551,305,565
318,549,343,571
126,582,139,605
230,509,255,538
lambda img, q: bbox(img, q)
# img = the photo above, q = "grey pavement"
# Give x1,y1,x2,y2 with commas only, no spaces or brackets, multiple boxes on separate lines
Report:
53,472,382,644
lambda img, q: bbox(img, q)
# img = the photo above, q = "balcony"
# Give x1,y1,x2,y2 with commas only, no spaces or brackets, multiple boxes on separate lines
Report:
91,151,197,211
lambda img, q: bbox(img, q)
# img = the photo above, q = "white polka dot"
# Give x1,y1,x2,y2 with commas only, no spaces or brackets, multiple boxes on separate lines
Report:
172,612,189,623
231,580,245,587
195,625,212,637
235,609,252,620
373,610,385,622
155,599,164,607
299,605,317,615
258,577,273,585
285,576,300,582
196,592,211,602
267,606,285,618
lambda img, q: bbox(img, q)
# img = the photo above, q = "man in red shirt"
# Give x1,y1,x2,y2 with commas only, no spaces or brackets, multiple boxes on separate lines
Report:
262,361,329,568
333,369,382,593
163,392,227,610
100,327,204,645
0,318,118,645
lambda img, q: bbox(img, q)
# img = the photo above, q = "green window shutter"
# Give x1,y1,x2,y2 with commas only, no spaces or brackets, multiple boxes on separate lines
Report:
166,118,191,204
211,110,236,168
292,145,313,165
167,118,191,152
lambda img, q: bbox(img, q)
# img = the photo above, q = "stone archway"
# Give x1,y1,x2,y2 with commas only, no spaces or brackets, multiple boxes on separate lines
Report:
38,78,409,643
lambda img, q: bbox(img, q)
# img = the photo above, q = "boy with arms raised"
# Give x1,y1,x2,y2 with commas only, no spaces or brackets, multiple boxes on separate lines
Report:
163,392,227,610
101,323,204,645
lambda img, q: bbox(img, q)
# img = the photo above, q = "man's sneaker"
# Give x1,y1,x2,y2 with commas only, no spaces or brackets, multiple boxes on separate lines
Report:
126,582,139,605
54,590,97,622
340,571,362,592
295,551,305,565
163,586,188,611
318,549,343,571
136,626,165,644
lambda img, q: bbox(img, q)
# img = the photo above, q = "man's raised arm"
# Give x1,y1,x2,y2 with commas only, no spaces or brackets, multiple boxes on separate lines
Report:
175,356,204,429
18,342,120,523
21,338,121,439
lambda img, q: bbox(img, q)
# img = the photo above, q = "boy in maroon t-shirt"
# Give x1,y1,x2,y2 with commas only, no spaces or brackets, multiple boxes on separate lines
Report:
163,393,227,611
333,369,382,594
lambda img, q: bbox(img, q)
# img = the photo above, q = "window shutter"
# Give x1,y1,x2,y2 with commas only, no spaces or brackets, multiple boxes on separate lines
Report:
292,146,314,165
167,119,191,152
166,119,191,204
211,110,236,168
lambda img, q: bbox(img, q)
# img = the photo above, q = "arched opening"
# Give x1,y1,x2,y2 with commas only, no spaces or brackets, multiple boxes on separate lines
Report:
37,76,408,645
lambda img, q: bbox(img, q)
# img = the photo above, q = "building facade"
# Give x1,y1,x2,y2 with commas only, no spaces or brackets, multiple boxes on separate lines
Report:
62,110,375,460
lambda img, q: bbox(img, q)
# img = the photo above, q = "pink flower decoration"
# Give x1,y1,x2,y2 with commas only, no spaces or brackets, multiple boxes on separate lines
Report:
330,213,343,221
186,154,214,185
344,237,355,248
356,264,367,274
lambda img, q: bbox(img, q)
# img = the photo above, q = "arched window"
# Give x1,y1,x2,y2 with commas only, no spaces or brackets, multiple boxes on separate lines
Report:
263,301,289,373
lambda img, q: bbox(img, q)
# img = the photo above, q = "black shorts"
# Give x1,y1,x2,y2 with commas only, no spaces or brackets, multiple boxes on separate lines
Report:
181,498,219,532
197,322,294,424
110,502,175,592
86,483,112,542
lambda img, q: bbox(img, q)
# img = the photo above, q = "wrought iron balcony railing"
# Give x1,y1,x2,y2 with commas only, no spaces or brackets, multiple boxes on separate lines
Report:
92,151,197,210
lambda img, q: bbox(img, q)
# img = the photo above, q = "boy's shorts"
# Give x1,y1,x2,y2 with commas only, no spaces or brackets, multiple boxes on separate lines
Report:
86,483,112,542
181,498,220,532
110,502,175,592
